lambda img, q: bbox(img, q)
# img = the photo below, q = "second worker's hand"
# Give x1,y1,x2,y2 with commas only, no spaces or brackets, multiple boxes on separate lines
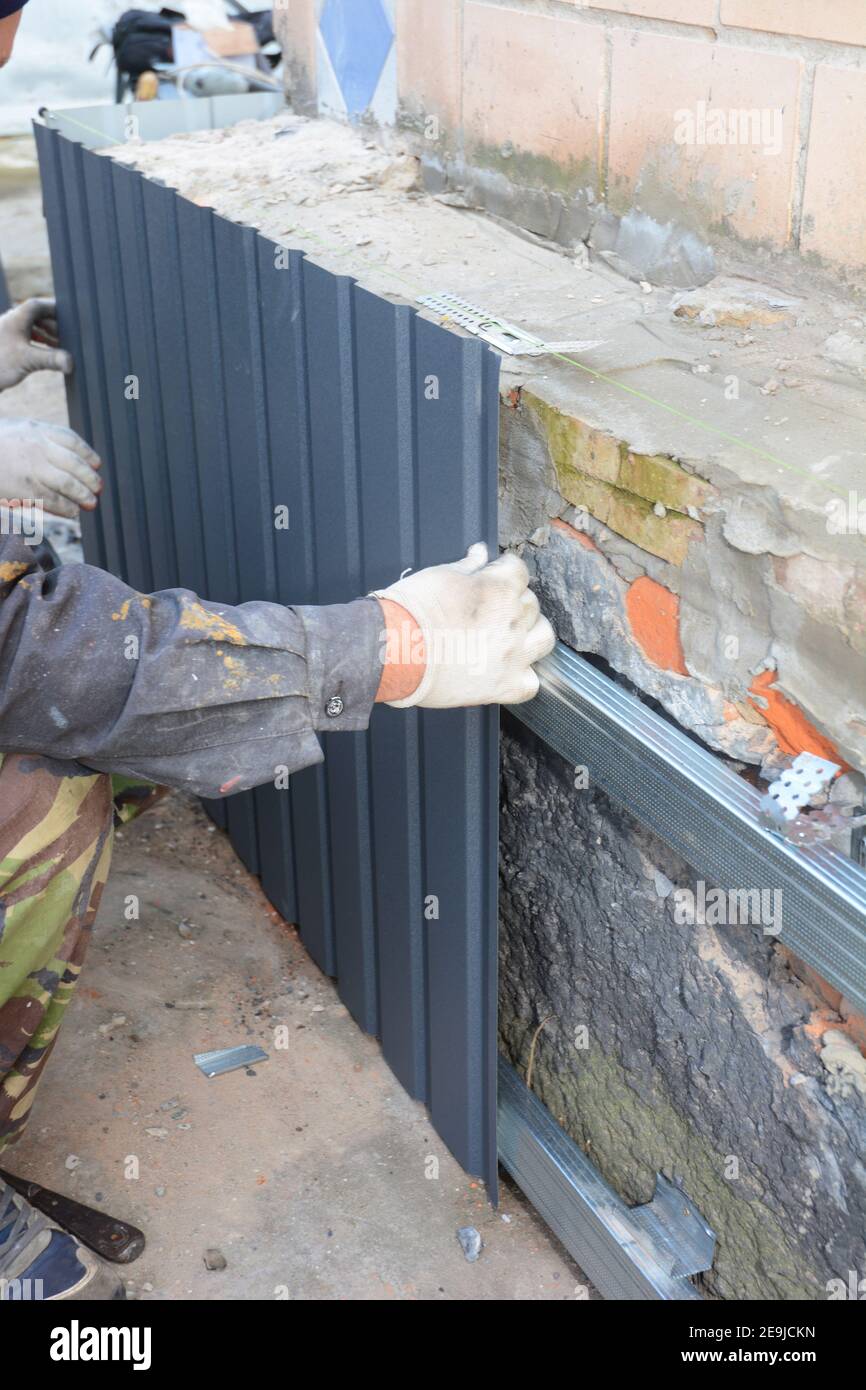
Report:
0,418,103,518
0,298,73,393
374,542,555,708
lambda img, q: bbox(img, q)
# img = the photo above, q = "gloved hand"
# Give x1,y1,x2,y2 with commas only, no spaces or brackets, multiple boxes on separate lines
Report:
0,298,73,392
0,418,102,518
373,542,555,709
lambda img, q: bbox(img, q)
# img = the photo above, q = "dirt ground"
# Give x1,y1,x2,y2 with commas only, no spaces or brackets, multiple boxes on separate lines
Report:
9,791,591,1301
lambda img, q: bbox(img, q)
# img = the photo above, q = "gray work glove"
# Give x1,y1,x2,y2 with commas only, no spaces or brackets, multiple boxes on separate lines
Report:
0,418,102,518
0,298,73,392
373,542,555,708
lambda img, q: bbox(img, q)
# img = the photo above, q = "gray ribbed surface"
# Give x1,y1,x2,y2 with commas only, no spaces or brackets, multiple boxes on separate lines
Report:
35,119,500,1195
513,644,866,1017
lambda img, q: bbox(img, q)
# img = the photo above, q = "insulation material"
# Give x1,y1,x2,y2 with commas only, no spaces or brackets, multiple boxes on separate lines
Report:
34,117,501,1195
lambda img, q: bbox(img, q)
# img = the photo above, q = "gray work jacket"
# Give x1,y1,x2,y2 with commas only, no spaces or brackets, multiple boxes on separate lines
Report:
0,534,384,798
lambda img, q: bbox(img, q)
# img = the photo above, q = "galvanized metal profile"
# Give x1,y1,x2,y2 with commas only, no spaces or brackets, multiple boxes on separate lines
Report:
35,110,501,1197
511,643,866,1017
498,1060,709,1299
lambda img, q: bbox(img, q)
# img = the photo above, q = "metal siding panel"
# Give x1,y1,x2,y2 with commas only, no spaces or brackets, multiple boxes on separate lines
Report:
206,214,267,875
109,162,179,591
252,240,307,925
172,199,241,836
32,125,106,570
256,244,330,956
140,179,209,599
56,137,126,579
414,319,499,1188
81,155,153,593
37,131,501,1193
228,227,285,909
301,260,377,1032
354,289,426,1098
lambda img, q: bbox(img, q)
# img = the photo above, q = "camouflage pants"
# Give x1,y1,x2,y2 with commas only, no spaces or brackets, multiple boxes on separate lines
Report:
0,755,162,1153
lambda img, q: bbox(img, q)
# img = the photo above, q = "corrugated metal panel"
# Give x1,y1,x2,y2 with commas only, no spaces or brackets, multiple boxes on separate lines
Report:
35,120,500,1194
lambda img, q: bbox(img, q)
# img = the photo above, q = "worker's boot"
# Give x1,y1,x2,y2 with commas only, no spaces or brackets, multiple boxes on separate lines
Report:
0,1175,125,1300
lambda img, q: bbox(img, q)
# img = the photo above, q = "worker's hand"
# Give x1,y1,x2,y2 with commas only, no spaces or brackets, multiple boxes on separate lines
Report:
0,418,102,518
373,542,555,709
0,298,73,392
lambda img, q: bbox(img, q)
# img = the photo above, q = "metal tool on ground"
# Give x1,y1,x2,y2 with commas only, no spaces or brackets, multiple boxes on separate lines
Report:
0,1168,145,1264
194,1044,269,1078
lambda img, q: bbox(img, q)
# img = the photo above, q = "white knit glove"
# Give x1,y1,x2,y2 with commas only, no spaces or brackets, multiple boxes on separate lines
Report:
373,543,555,709
0,418,102,518
0,298,73,392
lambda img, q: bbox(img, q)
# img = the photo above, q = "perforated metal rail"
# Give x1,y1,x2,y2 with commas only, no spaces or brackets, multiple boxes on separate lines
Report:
510,643,866,1017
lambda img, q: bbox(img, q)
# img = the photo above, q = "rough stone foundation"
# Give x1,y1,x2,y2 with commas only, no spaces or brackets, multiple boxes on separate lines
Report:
500,717,866,1300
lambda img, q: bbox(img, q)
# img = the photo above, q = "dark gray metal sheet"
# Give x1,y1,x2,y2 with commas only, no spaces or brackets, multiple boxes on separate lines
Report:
36,121,500,1193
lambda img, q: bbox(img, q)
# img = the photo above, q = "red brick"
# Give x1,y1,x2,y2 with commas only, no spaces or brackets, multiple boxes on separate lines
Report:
608,30,802,249
463,3,605,180
801,65,866,270
721,0,866,47
396,0,462,136
625,576,688,674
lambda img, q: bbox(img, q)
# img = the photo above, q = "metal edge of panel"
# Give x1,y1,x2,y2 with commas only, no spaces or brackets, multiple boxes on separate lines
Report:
509,643,866,1017
39,93,285,149
497,1059,704,1301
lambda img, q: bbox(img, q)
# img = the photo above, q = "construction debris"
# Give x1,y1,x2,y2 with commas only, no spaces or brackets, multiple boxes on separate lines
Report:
457,1226,482,1262
193,1045,269,1079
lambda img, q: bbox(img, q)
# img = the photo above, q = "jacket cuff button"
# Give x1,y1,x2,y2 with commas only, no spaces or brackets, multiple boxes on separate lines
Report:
326,695,344,719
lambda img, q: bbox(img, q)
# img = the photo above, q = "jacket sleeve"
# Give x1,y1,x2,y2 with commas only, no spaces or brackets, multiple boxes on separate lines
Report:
0,536,384,797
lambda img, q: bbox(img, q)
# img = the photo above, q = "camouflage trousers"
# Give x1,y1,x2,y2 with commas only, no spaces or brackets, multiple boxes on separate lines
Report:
0,754,163,1154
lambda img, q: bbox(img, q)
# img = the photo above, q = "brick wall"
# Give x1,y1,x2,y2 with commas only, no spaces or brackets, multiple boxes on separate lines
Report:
275,0,866,278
